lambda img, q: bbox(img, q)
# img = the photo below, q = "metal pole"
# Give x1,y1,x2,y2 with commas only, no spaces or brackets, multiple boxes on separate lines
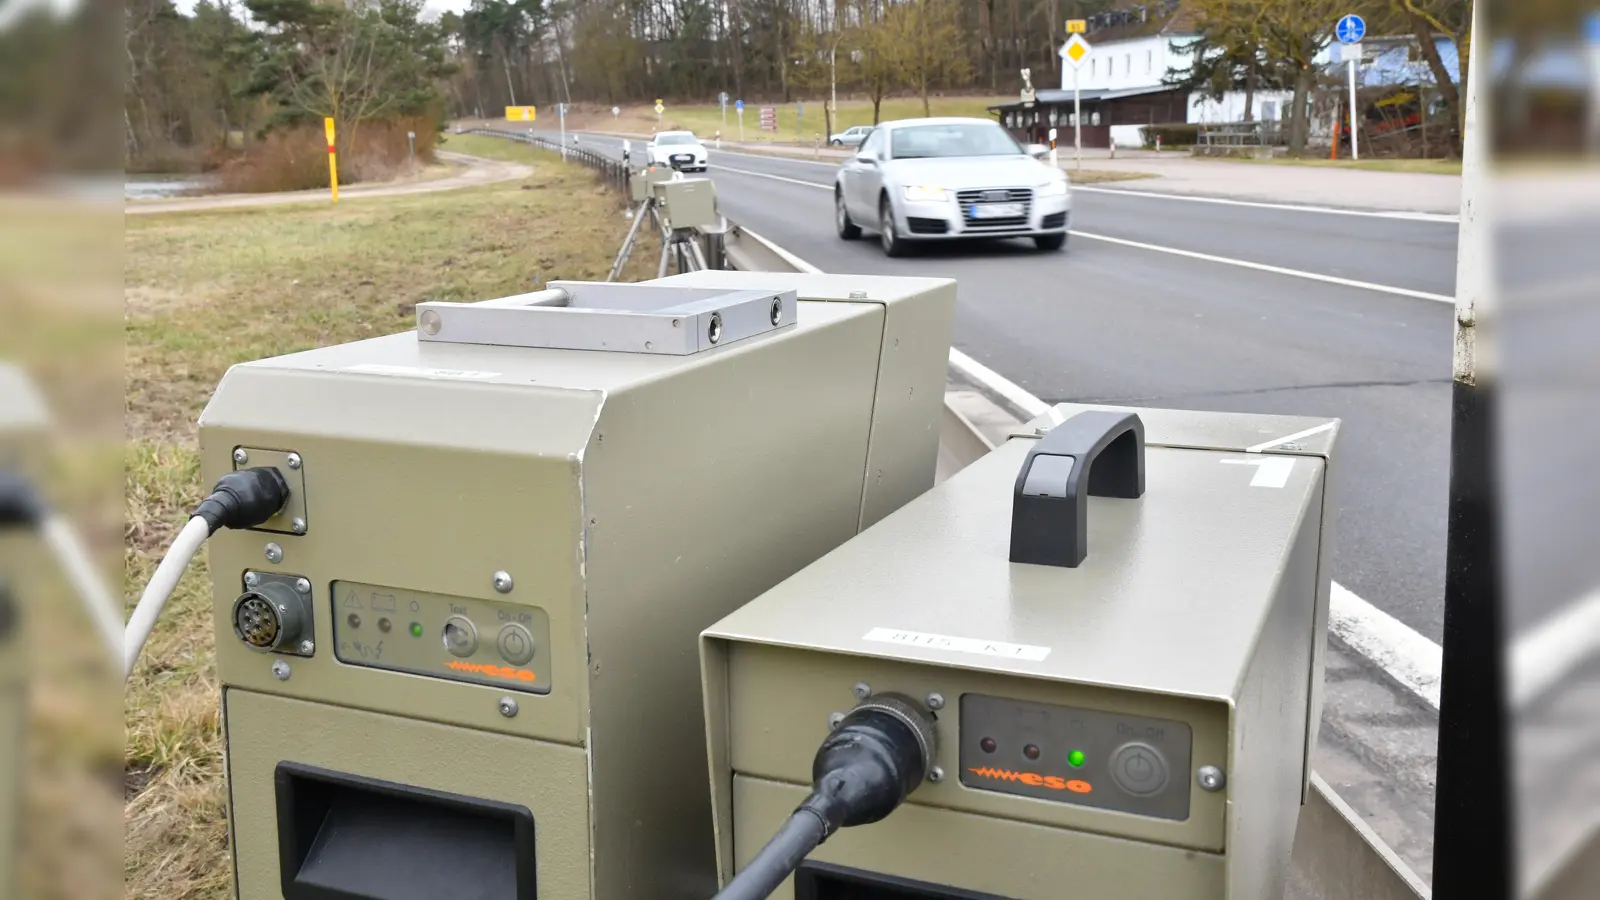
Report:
1432,6,1508,898
1347,53,1360,162
688,236,709,272
657,232,673,278
1074,65,1082,172
559,105,567,159
831,43,838,138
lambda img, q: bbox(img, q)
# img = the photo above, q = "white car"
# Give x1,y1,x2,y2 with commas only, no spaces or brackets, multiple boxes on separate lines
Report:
834,117,1071,256
647,131,708,172
829,125,872,147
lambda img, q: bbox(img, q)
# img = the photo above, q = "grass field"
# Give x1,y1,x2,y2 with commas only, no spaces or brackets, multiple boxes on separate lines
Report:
563,95,1013,142
122,138,659,898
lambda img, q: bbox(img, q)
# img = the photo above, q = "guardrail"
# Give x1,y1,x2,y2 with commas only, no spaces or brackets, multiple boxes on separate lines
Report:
459,127,629,192
449,128,1441,900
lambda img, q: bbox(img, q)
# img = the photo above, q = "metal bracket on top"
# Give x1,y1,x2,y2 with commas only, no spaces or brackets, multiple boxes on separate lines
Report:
414,281,798,355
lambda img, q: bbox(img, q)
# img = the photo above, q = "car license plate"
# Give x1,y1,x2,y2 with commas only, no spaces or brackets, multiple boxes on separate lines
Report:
969,202,1023,219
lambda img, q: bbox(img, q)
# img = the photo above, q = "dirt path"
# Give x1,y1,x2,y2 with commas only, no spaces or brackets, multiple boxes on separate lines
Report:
125,151,532,216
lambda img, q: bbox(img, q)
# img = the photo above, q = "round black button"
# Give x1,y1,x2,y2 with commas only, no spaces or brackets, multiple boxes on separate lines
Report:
1023,743,1041,761
980,737,997,754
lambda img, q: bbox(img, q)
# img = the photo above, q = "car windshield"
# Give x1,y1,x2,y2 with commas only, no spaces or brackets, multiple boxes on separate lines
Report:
889,123,1022,160
656,134,697,145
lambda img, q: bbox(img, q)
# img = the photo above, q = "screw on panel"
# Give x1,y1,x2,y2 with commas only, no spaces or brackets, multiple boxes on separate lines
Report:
299,640,315,654
770,298,783,326
926,692,945,711
1197,765,1226,792
233,448,249,465
851,682,872,700
272,660,291,681
244,571,260,587
708,312,723,344
928,766,945,783
286,453,303,469
498,696,520,718
828,712,845,730
493,571,515,593
264,543,283,564
291,517,307,535
295,578,311,594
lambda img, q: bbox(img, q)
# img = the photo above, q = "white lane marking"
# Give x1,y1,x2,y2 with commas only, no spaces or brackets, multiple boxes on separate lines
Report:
677,162,1456,304
1071,186,1460,223
1247,421,1339,453
711,163,833,189
1067,230,1455,303
1221,456,1295,488
1510,588,1600,709
1330,583,1442,708
863,627,1052,662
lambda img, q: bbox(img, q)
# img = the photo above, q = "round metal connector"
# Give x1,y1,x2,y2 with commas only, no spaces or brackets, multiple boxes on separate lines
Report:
231,581,308,654
708,312,723,345
848,692,939,783
769,298,783,326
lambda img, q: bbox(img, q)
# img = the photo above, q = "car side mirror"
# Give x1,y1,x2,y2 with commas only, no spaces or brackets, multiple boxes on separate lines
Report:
855,151,877,164
1027,144,1049,159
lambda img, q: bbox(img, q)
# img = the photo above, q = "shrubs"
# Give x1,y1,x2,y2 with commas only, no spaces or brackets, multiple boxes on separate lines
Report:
212,117,439,194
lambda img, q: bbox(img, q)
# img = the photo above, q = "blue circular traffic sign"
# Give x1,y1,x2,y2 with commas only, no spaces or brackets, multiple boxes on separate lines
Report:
735,100,744,110
1336,14,1366,44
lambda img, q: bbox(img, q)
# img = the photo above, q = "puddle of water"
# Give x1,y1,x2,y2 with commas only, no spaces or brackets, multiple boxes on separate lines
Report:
124,174,213,199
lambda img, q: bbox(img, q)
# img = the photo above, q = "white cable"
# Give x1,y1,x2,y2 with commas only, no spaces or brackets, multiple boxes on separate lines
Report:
123,516,211,681
38,515,123,664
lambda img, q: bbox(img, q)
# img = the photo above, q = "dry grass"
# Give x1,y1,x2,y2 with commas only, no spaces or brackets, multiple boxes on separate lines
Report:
1228,156,1463,176
1067,169,1160,185
123,142,660,899
211,118,441,194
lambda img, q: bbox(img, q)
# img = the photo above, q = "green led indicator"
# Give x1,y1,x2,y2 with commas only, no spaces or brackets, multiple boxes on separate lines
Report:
1068,750,1086,768
410,622,424,638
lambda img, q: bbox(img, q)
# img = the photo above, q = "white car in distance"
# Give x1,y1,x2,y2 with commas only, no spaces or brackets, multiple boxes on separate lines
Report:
834,117,1071,256
647,131,709,172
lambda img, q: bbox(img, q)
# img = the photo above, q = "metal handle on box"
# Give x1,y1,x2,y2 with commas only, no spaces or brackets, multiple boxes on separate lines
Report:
1009,411,1145,569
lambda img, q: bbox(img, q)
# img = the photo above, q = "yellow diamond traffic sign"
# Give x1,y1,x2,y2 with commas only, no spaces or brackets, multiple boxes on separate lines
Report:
1063,33,1092,68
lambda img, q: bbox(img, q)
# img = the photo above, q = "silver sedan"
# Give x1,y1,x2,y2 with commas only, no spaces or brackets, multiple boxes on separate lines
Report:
834,117,1071,256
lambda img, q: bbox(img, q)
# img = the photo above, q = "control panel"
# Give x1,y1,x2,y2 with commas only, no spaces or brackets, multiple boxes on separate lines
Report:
958,693,1193,821
330,581,552,694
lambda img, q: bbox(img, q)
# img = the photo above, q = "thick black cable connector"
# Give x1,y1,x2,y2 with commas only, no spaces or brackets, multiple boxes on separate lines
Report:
708,696,935,900
192,467,291,535
0,468,47,529
798,704,930,838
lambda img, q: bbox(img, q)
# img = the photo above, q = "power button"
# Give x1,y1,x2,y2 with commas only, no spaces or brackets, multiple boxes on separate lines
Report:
1110,742,1169,796
496,623,536,666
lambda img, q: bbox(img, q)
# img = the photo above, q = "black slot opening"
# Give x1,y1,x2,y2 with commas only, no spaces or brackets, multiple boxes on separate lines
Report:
275,762,537,900
794,861,1015,900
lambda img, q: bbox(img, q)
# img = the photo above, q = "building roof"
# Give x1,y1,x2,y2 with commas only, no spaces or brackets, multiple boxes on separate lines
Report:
1064,1,1198,48
988,84,1182,112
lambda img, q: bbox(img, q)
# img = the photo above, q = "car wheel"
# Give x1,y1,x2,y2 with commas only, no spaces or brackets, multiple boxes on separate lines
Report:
879,195,910,257
1034,233,1067,252
831,139,843,147
836,191,862,240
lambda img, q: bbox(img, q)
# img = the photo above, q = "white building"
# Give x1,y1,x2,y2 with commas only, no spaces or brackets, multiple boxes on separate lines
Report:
1048,3,1300,148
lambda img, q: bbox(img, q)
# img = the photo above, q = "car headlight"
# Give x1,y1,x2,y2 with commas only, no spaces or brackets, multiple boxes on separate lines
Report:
1038,179,1069,197
903,185,948,202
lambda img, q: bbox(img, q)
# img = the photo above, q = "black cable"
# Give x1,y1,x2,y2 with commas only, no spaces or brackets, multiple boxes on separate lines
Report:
192,466,292,535
710,694,936,900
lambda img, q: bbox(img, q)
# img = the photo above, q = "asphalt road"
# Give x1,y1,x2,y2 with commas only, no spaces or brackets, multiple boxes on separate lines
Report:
556,130,1466,642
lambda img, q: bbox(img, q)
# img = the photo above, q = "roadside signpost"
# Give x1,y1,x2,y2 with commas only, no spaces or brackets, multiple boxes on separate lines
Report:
720,91,729,132
1048,126,1058,168
1336,13,1366,160
612,105,620,121
505,105,536,123
759,106,777,133
736,99,745,142
1062,30,1092,171
558,102,568,157
1066,18,1086,33
655,98,664,126
406,130,415,169
324,117,338,204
